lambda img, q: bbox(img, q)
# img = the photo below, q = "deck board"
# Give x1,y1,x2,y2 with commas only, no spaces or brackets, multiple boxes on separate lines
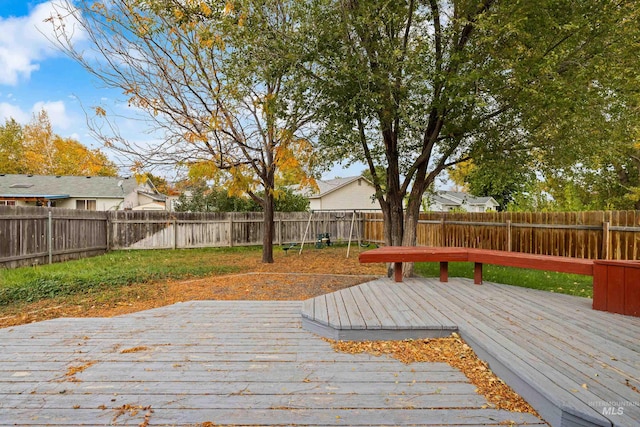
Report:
348,284,382,328
338,287,367,329
0,300,544,427
301,278,640,427
419,281,632,423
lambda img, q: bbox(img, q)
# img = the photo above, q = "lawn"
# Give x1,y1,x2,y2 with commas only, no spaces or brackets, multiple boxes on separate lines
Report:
0,245,593,327
413,261,593,298
0,247,250,305
0,245,384,327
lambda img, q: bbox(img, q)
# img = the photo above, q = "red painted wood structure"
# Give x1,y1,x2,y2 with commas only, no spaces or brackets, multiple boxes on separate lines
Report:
359,246,640,318
593,260,640,317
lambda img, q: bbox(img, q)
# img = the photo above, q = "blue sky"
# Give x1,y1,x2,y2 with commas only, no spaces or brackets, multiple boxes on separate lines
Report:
0,0,357,179
0,0,151,165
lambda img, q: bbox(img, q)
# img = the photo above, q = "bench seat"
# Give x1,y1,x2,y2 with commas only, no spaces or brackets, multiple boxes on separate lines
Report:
358,246,594,285
358,247,469,282
467,249,594,284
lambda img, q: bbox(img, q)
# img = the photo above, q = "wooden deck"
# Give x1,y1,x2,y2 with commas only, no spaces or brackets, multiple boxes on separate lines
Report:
302,278,640,427
0,300,545,426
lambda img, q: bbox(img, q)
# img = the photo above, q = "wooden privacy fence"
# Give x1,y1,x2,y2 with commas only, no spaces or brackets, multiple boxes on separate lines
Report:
5,208,640,269
107,211,362,250
0,209,365,268
0,206,108,269
363,211,640,260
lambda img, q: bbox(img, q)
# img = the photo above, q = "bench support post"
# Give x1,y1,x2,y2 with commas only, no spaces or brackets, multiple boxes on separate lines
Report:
393,262,403,282
439,262,449,282
474,263,483,285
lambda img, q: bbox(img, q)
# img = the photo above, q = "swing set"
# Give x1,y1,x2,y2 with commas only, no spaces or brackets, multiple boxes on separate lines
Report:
296,209,378,257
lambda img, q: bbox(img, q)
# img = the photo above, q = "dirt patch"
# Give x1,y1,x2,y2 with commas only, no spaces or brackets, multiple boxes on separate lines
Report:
0,247,385,327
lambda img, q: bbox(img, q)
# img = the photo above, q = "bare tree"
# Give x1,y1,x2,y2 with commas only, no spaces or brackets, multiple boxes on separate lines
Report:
48,0,316,262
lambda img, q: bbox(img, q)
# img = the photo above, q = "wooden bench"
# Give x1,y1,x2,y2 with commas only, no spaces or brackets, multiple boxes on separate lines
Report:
467,249,594,284
359,246,640,318
358,246,594,285
357,246,470,283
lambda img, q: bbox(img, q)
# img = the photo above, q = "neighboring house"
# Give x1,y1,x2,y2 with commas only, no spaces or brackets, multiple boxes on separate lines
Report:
0,174,167,211
295,176,379,211
422,191,499,212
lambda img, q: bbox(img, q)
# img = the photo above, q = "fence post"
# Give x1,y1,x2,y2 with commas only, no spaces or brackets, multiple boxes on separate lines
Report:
228,215,234,247
602,221,610,260
506,220,512,252
440,217,446,247
48,211,53,264
106,213,111,252
172,219,178,250
277,219,282,245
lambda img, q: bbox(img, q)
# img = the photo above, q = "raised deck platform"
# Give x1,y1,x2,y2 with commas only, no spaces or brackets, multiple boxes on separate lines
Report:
0,300,545,426
302,278,640,427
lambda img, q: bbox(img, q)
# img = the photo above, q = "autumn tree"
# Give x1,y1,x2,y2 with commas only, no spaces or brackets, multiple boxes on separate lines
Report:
132,172,177,196
295,0,640,275
0,111,118,176
49,0,316,263
0,118,25,174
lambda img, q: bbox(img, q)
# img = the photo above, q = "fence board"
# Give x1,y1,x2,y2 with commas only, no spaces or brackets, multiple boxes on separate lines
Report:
363,210,640,261
106,211,364,250
0,206,108,268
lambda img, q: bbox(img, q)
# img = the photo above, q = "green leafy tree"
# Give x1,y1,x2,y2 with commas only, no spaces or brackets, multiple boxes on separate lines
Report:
175,185,308,212
174,186,250,212
448,159,534,211
294,0,640,275
261,187,309,212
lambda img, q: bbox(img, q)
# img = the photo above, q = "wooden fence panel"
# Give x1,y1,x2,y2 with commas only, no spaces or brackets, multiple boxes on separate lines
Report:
106,211,365,250
5,207,640,269
362,210,640,261
0,206,108,268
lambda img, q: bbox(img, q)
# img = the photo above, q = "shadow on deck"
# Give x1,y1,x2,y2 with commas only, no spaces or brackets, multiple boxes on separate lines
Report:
301,277,640,427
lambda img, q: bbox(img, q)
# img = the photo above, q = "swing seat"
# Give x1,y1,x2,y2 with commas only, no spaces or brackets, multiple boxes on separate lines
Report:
282,243,298,254
315,233,331,248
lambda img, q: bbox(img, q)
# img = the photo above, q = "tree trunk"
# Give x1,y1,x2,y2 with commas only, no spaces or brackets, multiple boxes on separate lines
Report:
382,177,406,277
401,189,424,277
401,163,432,277
262,192,275,263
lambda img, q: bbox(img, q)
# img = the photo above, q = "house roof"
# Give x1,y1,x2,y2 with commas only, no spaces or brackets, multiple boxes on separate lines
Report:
138,190,166,202
0,174,144,199
438,191,498,206
304,176,371,199
424,191,499,209
428,195,460,206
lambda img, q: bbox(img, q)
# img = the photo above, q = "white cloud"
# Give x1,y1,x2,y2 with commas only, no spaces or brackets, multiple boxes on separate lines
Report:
32,100,72,129
0,99,74,131
0,1,85,86
0,102,29,123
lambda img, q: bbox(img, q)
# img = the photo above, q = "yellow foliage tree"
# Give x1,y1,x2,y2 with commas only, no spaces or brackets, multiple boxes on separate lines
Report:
2,110,118,177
